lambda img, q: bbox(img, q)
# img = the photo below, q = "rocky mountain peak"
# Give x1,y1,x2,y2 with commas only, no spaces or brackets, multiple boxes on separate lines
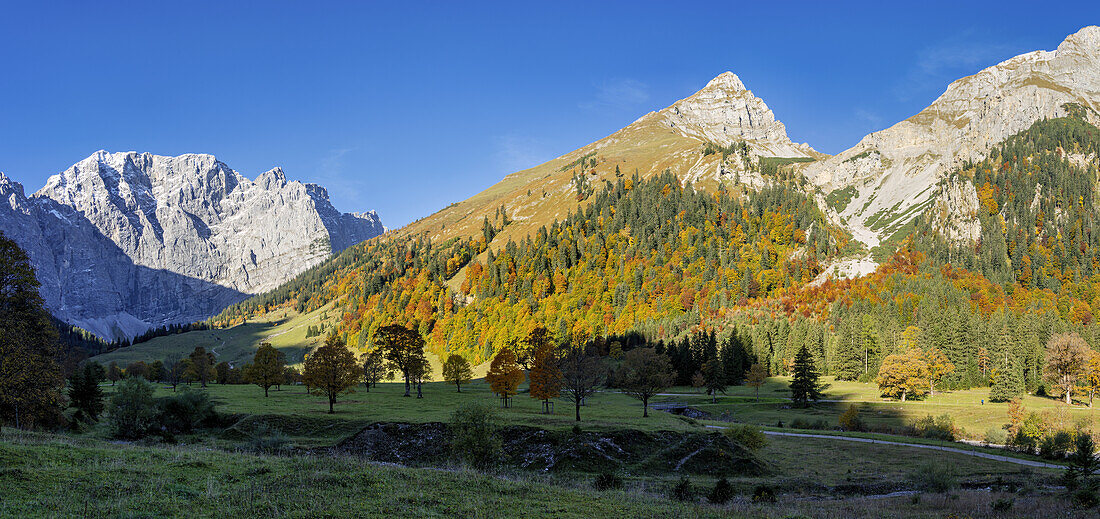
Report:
702,71,747,92
0,152,384,340
804,25,1100,249
654,72,817,156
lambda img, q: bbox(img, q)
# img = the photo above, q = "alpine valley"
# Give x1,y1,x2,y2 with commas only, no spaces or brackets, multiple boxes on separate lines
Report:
9,14,1100,519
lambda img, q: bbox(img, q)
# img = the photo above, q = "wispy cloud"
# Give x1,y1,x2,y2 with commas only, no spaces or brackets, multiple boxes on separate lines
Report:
854,108,884,132
895,34,1012,101
493,134,551,174
580,78,650,110
311,146,370,205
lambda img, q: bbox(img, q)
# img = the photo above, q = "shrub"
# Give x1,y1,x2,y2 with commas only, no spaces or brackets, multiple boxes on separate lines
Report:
908,462,957,495
242,423,291,454
984,426,1008,445
671,476,694,502
1040,429,1075,460
449,403,501,469
708,477,734,504
158,388,217,434
990,497,1014,512
724,424,767,451
838,405,863,431
593,472,623,491
107,377,158,439
751,484,777,503
910,414,955,441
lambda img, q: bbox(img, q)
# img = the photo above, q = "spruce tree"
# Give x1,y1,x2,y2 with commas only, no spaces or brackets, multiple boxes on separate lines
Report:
789,344,826,407
989,360,1025,402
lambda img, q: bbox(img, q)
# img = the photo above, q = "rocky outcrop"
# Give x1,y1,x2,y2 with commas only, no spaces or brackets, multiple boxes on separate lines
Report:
806,25,1100,247
653,71,818,157
0,151,383,340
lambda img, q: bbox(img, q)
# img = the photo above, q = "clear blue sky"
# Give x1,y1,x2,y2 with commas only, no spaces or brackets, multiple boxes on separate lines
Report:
1,1,1095,228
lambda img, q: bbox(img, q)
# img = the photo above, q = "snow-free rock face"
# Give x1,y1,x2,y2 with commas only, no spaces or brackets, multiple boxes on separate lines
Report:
806,25,1100,247
0,151,383,340
655,71,818,157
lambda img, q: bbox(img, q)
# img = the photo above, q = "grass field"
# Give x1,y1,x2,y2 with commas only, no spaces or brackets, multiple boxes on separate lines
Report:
90,304,492,380
658,376,1099,440
1,428,1086,518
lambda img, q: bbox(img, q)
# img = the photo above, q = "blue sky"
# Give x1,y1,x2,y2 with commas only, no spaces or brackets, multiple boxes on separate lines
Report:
1,1,1096,228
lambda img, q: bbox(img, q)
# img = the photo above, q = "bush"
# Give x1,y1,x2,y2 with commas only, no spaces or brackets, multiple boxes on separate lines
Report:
908,462,957,494
1040,429,1075,460
449,403,501,469
593,472,623,491
838,405,863,431
158,388,217,434
910,414,955,441
751,484,777,503
724,424,767,451
107,377,158,439
671,476,694,502
708,477,734,504
990,497,1014,512
984,426,1008,445
242,423,291,454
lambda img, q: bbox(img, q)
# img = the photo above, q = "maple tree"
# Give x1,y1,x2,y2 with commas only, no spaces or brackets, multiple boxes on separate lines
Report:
302,333,360,414
242,342,286,397
442,354,473,392
528,342,562,414
876,348,930,402
617,347,674,417
485,346,524,407
1044,332,1090,405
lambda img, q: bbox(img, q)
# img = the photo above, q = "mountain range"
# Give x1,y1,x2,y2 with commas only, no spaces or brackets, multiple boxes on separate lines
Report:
0,151,383,340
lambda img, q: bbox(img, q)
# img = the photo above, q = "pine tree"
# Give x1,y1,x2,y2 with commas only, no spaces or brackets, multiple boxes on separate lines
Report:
789,345,825,407
67,363,105,423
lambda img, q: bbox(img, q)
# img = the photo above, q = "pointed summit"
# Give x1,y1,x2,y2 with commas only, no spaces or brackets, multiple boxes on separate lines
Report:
702,71,747,92
655,72,817,155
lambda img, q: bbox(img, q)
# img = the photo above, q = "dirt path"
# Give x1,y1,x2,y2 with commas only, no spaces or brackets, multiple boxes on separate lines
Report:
705,426,1072,471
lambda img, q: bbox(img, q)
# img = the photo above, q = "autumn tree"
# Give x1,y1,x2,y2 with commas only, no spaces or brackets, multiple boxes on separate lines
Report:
528,342,562,413
187,346,216,387
0,232,63,429
410,353,431,399
789,345,825,407
745,363,768,402
617,347,673,417
374,324,428,397
923,347,955,397
560,345,605,421
242,342,286,397
442,354,473,392
518,325,555,371
126,361,149,380
486,347,524,408
164,357,187,391
360,348,388,391
876,348,929,402
107,362,123,386
1044,332,1090,405
302,333,360,413
1081,351,1100,408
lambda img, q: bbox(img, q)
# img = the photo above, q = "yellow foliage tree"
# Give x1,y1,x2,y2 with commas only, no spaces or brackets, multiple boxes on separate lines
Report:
876,348,929,402
922,347,955,397
528,343,562,413
486,346,524,408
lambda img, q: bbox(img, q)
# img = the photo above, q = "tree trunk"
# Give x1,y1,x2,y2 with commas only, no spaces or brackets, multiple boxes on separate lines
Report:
404,375,411,397
264,386,269,397
456,382,461,393
575,400,581,421
328,394,335,414
901,391,906,402
417,381,423,399
1066,387,1072,405
643,395,649,417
